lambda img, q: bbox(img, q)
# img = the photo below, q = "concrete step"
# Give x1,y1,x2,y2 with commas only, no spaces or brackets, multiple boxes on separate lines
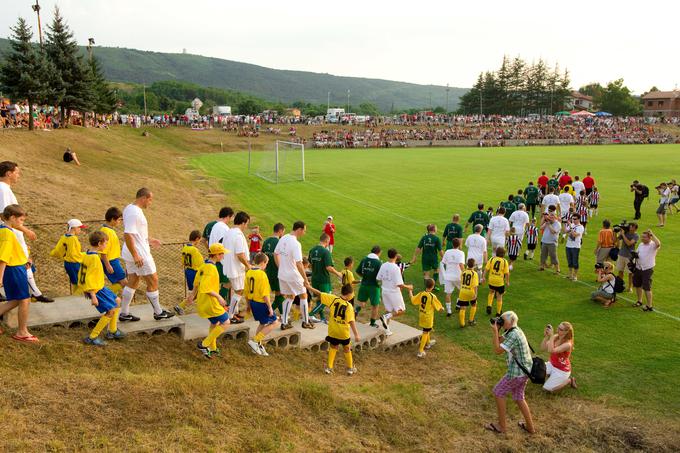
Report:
381,320,423,351
6,295,100,329
293,320,329,352
353,323,387,351
244,320,301,349
119,304,184,337
180,313,250,342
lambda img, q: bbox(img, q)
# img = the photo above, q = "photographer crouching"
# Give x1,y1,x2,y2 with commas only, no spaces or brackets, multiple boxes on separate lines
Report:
485,311,536,435
591,262,616,308
632,229,661,312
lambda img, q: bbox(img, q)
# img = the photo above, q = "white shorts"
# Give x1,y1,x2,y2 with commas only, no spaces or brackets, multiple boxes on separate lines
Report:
444,279,461,294
228,273,246,292
124,255,157,276
279,279,306,296
491,241,505,255
382,291,405,313
543,362,571,392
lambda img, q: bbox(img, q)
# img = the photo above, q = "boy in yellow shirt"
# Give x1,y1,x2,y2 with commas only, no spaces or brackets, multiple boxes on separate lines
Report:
408,278,443,358
484,247,510,317
99,207,127,296
456,258,480,328
341,256,360,310
187,243,230,359
50,219,87,290
245,253,280,356
174,230,204,315
308,283,361,376
80,231,126,346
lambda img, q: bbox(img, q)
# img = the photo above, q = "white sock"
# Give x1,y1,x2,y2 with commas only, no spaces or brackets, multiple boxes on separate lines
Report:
383,312,393,321
282,298,293,324
299,297,309,323
229,294,241,317
446,302,452,314
121,286,135,315
146,290,162,315
26,268,42,296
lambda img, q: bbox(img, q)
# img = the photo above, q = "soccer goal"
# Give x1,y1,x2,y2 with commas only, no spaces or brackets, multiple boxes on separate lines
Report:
249,140,305,183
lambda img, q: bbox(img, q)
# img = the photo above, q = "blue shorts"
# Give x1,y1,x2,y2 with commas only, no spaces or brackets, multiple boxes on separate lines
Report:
105,258,127,284
250,300,277,325
2,265,29,300
91,286,118,314
64,261,81,285
208,312,230,325
184,268,197,291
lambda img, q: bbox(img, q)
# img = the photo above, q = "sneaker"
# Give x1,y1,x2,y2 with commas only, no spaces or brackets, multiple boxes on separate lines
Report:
379,314,389,329
196,341,211,358
105,329,126,340
154,310,175,320
258,343,269,356
309,316,322,323
486,306,492,315
322,319,328,325
572,277,578,282
301,322,316,329
425,339,436,350
83,337,107,346
346,367,357,376
417,351,426,358
324,367,334,375
230,316,244,324
119,313,140,322
34,295,54,303
369,323,379,328
509,265,513,271
210,348,222,357
281,322,293,331
384,328,393,336
247,339,262,355
173,305,185,315
469,320,477,326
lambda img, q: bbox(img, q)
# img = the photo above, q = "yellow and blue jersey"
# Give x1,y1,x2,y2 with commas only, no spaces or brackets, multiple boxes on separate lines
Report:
100,225,121,260
194,262,226,318
244,268,271,303
181,244,203,271
0,226,27,266
50,234,84,263
78,251,106,293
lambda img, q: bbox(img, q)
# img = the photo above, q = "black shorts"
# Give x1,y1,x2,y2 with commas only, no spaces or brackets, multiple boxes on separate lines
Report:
326,336,350,346
527,243,537,250
456,299,477,308
489,284,505,295
633,268,654,291
508,254,518,261
422,327,432,333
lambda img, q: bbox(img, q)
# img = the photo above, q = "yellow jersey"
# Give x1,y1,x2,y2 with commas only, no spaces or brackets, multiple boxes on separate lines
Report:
244,268,271,303
78,251,106,293
194,262,226,318
181,243,203,271
50,234,84,263
485,257,509,287
320,292,355,340
0,226,27,266
411,291,443,329
100,225,121,260
458,269,479,301
341,269,356,286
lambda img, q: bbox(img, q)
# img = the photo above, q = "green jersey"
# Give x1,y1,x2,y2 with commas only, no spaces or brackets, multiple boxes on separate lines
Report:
548,178,559,190
513,195,525,206
261,236,279,282
442,222,463,249
468,210,490,228
418,234,442,262
356,255,381,286
309,245,334,285
202,220,217,241
524,186,539,204
501,201,517,219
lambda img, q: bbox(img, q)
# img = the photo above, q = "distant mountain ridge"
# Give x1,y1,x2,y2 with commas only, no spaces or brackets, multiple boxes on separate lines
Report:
0,37,467,111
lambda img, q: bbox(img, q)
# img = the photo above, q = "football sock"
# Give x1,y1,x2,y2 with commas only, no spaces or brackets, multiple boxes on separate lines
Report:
446,302,452,314
383,312,393,321
90,316,111,339
108,308,120,332
469,305,477,321
299,297,309,323
487,292,494,308
369,318,376,326
146,290,161,315
272,295,284,314
282,298,293,324
316,301,325,320
202,324,224,350
328,348,337,369
178,299,188,310
110,283,122,296
120,287,135,315
26,268,41,296
309,302,324,317
433,272,439,284
458,308,466,327
354,306,362,316
254,332,265,343
219,286,229,300
419,332,430,352
344,351,353,368
496,300,503,315
229,294,241,318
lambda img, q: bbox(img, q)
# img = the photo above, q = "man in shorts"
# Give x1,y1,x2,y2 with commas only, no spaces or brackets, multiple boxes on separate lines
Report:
377,248,413,336
261,223,285,313
465,203,490,236
440,237,465,316
355,246,382,326
411,224,443,285
119,188,174,322
465,224,488,282
488,207,510,257
208,207,234,301
275,221,312,329
222,211,251,322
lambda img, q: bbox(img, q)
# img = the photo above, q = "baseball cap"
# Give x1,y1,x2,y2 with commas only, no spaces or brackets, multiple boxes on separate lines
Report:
67,219,87,229
209,243,230,255
327,215,333,220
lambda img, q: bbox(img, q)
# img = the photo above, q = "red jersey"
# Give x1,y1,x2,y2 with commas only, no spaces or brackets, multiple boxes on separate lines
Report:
323,222,335,245
537,175,549,188
550,348,571,372
248,233,262,253
558,174,572,188
583,176,595,189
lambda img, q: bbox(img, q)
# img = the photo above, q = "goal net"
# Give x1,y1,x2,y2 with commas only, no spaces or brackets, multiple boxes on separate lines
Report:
250,140,305,183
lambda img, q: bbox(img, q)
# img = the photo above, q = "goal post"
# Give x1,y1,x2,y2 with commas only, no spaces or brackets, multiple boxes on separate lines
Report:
250,140,305,183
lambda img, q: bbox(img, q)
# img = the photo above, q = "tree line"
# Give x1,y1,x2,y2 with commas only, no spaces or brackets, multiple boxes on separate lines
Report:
0,8,116,130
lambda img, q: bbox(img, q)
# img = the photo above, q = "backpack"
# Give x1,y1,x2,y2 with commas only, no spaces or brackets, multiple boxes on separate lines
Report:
613,276,626,293
508,330,546,385
641,185,649,198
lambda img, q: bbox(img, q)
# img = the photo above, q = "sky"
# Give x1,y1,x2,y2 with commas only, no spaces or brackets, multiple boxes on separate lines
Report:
2,0,678,94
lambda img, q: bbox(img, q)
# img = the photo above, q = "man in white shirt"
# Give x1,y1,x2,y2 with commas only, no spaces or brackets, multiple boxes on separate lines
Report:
223,211,251,321
275,221,311,329
558,187,574,221
509,204,530,237
119,188,174,321
376,248,413,336
440,238,465,316
572,176,585,197
656,183,671,227
0,161,36,240
542,188,561,216
487,207,510,256
633,230,660,311
564,214,585,281
465,224,488,281
208,207,234,302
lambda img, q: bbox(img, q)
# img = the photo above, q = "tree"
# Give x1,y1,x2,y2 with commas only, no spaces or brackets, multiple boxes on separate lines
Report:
357,102,380,116
236,98,264,115
89,56,117,114
596,79,642,116
0,18,54,131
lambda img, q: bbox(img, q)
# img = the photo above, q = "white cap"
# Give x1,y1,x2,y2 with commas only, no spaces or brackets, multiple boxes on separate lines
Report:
67,219,87,229
327,215,333,220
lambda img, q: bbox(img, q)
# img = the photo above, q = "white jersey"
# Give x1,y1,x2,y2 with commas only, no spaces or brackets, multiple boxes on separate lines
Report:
565,224,585,249
376,261,404,293
208,221,229,247
121,203,151,261
488,215,510,243
465,234,487,266
558,193,574,215
274,233,304,283
572,181,585,196
223,227,248,278
508,210,530,234
0,181,18,211
542,194,560,213
441,248,465,281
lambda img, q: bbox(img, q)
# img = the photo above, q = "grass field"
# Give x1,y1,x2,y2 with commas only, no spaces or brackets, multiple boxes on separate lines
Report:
194,144,680,417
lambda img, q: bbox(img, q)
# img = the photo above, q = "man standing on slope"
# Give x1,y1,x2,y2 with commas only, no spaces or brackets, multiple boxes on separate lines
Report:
223,211,251,321
208,207,235,307
261,223,286,314
275,221,313,330
119,188,174,322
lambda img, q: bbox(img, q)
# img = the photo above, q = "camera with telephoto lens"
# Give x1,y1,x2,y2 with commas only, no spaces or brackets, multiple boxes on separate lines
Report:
490,316,504,328
594,263,605,271
612,220,630,234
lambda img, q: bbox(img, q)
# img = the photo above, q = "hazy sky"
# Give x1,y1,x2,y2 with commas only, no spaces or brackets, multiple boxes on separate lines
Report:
2,0,678,94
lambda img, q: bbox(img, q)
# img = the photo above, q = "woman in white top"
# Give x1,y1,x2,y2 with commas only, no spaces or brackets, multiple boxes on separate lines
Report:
591,262,616,307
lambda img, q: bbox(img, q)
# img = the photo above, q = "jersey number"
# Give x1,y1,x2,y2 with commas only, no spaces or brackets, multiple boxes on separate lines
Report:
182,253,192,268
333,303,347,320
493,260,501,272
248,277,255,293
79,264,87,285
462,273,472,286
420,295,428,310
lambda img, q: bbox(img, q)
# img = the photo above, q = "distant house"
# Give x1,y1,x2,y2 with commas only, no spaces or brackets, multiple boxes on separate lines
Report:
641,90,680,118
567,91,594,111
284,108,301,118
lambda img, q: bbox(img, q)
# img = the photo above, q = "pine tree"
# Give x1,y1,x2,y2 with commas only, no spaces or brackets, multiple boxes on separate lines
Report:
0,18,54,131
89,56,116,114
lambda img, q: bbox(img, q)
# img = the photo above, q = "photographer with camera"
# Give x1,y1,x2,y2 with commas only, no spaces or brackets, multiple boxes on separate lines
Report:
668,179,679,214
539,206,561,274
632,230,660,312
540,322,576,393
564,214,584,281
591,262,616,308
594,219,615,265
485,311,536,435
630,180,648,220
655,182,670,227
615,222,638,292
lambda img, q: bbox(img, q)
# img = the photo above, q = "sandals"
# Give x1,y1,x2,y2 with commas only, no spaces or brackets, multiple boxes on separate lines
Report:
484,423,504,434
642,305,654,312
632,301,643,307
570,377,578,389
11,334,39,343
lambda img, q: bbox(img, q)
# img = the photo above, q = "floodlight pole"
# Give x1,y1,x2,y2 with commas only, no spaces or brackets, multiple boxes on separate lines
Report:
347,89,350,113
446,83,450,113
32,0,43,48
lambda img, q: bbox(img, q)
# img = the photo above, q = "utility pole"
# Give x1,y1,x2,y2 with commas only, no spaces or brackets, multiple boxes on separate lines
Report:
347,89,350,113
327,91,330,111
32,0,43,48
87,38,95,63
446,83,450,113
143,83,148,117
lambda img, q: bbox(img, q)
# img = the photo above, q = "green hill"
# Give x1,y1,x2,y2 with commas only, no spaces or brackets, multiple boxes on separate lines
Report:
0,37,467,111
